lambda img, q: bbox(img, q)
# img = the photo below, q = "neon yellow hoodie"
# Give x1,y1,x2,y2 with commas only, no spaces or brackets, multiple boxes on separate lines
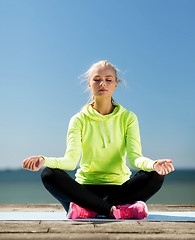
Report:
43,103,155,185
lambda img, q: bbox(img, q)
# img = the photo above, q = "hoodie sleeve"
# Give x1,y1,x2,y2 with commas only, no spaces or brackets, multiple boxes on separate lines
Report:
126,113,155,171
42,114,82,170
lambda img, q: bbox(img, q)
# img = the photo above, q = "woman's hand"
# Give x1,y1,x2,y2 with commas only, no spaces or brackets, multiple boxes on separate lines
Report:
153,159,174,175
22,156,45,171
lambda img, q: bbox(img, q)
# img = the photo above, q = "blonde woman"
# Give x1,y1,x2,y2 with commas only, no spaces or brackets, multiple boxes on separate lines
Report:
23,60,174,219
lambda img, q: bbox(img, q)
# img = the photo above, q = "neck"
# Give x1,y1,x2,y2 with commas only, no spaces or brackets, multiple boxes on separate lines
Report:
92,98,114,115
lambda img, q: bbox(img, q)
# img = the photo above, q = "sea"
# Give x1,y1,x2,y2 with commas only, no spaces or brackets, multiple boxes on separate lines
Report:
0,169,195,204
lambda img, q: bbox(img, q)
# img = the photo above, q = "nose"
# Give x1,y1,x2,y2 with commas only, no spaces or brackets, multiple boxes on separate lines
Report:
100,80,106,87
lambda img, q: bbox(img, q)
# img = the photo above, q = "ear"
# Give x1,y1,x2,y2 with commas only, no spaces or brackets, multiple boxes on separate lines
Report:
114,81,118,90
88,80,91,88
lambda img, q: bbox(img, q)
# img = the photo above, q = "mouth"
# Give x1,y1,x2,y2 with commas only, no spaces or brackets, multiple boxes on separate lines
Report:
99,88,108,92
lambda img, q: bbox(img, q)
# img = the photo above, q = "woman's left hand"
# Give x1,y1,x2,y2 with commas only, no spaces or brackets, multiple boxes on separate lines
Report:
153,159,174,175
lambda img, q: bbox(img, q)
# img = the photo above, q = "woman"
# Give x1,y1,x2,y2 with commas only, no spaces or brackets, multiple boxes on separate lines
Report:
23,60,174,220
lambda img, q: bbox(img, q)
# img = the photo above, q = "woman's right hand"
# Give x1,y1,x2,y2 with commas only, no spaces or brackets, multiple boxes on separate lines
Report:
22,156,45,171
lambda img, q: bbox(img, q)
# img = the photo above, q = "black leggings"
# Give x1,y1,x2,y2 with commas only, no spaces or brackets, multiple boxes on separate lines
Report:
41,167,164,217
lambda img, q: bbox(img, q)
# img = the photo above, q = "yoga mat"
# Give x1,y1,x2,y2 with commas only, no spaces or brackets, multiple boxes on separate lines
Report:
0,212,195,221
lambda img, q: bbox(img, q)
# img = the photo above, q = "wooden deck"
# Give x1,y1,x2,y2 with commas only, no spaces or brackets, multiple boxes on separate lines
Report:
0,204,195,240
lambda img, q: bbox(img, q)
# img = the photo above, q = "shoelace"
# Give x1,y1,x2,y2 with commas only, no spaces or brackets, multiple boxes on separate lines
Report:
79,208,90,218
119,206,134,219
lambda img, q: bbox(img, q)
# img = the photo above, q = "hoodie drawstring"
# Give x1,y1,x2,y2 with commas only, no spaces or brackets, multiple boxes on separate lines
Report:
111,117,113,144
101,120,107,148
101,117,113,148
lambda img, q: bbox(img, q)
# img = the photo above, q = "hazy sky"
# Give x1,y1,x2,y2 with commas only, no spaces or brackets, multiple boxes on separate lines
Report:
0,0,194,170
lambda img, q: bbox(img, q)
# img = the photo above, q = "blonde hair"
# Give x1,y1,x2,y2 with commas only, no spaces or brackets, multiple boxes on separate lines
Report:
80,60,126,103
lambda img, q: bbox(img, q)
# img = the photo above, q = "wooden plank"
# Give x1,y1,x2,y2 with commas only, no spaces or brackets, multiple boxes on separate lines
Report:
0,204,195,240
0,232,195,240
0,221,195,234
0,204,64,212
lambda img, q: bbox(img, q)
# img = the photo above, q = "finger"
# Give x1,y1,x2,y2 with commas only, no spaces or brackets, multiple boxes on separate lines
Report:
165,163,174,174
156,168,164,175
23,163,27,169
22,159,28,167
165,159,173,164
23,158,29,163
169,163,175,172
23,157,32,165
29,161,34,170
22,161,26,168
160,168,166,175
162,163,166,170
161,169,166,175
168,163,174,172
26,160,33,170
23,160,29,168
160,164,169,175
31,162,36,171
163,168,168,175
164,162,174,173
164,163,172,173
26,161,31,170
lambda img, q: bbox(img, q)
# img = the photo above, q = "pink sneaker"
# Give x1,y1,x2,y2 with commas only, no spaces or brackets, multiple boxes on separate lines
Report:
67,202,98,219
113,201,148,220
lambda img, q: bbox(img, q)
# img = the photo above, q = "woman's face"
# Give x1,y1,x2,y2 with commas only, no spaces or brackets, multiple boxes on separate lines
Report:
88,65,118,100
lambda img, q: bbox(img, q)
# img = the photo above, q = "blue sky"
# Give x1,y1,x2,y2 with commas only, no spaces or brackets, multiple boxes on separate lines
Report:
0,0,194,169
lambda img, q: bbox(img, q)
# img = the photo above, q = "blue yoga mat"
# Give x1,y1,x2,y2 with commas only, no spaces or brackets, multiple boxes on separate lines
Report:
0,211,195,221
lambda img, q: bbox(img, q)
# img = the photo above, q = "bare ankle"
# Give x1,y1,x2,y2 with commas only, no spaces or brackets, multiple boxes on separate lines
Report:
110,206,116,217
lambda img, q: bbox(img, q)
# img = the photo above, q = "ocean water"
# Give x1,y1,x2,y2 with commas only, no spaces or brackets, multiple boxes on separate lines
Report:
0,169,195,204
